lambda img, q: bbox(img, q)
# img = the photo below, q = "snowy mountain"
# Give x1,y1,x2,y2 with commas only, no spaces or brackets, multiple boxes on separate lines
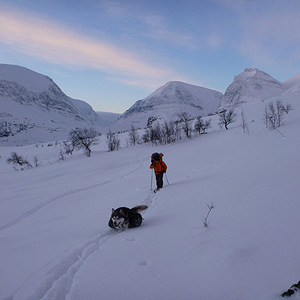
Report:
96,111,121,127
112,81,222,132
0,64,103,146
1,64,298,147
1,78,300,300
221,68,287,108
284,73,300,89
62,98,121,130
69,98,102,125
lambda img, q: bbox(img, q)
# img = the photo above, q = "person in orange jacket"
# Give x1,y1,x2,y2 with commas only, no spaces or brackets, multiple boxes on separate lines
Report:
150,153,167,190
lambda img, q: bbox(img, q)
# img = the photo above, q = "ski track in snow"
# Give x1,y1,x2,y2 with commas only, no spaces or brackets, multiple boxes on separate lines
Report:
7,162,160,300
0,163,143,232
9,230,119,300
144,189,159,208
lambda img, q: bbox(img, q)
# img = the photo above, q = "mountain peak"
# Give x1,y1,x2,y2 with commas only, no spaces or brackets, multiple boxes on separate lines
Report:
0,64,53,93
112,81,222,131
164,81,183,86
234,68,277,83
284,73,300,88
222,68,286,107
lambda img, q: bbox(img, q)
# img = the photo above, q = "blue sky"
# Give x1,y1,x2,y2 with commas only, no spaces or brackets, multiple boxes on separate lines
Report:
1,0,300,113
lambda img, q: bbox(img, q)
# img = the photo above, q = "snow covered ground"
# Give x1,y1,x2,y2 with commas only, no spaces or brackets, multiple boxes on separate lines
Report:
1,95,300,300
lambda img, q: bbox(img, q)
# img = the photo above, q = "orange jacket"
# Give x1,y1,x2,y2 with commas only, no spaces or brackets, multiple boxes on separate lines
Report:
150,160,167,175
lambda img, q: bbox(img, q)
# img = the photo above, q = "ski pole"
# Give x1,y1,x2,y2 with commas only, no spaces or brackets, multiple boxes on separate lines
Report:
151,169,153,190
165,173,170,185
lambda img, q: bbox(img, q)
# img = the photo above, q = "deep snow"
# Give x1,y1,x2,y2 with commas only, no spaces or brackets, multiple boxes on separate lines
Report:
0,95,300,300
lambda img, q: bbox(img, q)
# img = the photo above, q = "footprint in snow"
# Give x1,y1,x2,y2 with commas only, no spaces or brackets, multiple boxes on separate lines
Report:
138,260,148,266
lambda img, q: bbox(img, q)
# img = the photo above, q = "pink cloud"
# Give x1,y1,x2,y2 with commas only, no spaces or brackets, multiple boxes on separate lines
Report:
0,8,183,88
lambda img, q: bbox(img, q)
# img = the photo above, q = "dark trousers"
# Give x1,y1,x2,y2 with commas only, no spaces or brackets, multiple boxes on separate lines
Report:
156,173,164,189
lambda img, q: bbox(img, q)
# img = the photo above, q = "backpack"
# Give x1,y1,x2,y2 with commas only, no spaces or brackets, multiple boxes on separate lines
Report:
151,152,163,161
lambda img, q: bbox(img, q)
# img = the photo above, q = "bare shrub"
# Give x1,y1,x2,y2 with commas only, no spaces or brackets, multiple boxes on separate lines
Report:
218,109,237,130
194,117,212,135
264,100,293,130
128,125,140,146
7,152,32,170
63,141,75,155
202,202,215,228
162,121,176,144
107,130,120,152
68,128,101,157
178,112,192,139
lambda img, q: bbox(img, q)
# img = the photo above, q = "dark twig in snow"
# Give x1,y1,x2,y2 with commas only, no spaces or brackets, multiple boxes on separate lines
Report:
202,202,215,228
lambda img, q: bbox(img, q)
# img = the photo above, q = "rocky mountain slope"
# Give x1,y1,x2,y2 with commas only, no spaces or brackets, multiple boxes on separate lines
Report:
221,68,287,108
1,64,299,146
112,81,222,131
0,64,102,146
283,73,300,89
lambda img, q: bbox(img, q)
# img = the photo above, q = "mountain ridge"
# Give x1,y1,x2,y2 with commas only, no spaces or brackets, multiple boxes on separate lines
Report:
1,64,299,145
112,81,223,131
0,64,102,146
221,68,287,108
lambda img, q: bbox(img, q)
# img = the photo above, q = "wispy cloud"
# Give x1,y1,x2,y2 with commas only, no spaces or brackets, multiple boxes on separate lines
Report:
0,8,185,89
140,14,195,49
219,0,300,66
99,1,197,49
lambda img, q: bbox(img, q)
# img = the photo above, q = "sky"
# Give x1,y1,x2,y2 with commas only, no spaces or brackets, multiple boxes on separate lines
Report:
0,0,300,113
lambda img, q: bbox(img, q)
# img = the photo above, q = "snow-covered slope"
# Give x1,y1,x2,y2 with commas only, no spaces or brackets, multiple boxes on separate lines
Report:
70,98,103,126
96,111,121,127
69,99,121,130
221,68,287,108
283,73,300,89
0,82,299,300
0,64,101,146
112,81,222,131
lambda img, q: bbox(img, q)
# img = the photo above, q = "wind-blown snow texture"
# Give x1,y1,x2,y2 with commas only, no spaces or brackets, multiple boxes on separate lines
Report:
1,77,300,300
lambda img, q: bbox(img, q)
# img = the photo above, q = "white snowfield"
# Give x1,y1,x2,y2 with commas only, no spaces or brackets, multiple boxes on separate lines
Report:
1,93,300,300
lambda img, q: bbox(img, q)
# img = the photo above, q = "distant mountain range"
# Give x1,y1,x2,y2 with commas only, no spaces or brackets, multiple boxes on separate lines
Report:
0,64,299,145
111,68,300,131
